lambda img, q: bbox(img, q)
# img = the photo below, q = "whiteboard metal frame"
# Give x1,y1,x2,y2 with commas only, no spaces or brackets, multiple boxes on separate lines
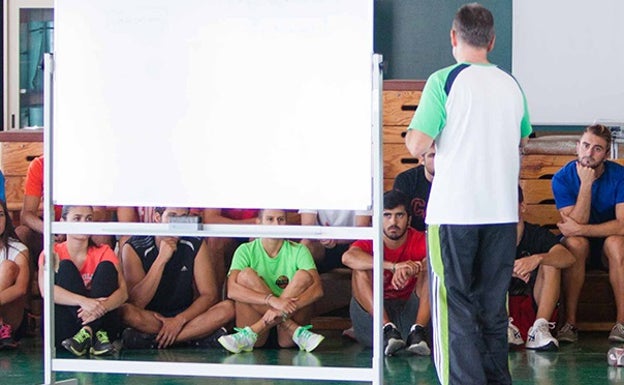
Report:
42,53,385,384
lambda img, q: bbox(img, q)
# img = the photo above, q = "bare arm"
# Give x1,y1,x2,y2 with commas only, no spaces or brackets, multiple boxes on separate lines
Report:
405,130,434,158
122,239,173,308
286,268,323,308
174,241,217,322
560,163,598,224
558,203,624,238
20,195,43,233
226,269,271,305
116,207,139,250
342,246,397,272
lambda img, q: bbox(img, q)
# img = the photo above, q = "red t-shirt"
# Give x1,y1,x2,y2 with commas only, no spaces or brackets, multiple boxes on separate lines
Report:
38,242,119,289
24,156,62,220
351,227,426,300
221,209,259,220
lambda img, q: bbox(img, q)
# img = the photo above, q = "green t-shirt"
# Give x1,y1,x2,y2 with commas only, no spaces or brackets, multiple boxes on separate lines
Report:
229,239,317,296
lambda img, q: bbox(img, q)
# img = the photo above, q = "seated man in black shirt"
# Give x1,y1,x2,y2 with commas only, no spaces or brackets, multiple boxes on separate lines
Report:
120,207,234,349
393,144,434,232
508,187,574,351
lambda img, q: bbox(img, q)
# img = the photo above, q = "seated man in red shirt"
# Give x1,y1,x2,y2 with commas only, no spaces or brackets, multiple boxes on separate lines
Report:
342,189,430,356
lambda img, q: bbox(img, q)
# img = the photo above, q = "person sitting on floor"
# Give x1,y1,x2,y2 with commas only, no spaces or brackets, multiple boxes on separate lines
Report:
0,199,29,349
120,207,234,349
218,208,324,353
507,186,575,351
342,189,430,356
38,205,128,357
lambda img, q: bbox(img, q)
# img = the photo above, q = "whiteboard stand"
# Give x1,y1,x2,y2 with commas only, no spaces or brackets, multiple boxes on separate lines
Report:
42,52,385,385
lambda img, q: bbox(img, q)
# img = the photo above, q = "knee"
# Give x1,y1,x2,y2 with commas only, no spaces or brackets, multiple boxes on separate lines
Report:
604,236,624,264
563,236,589,263
236,267,260,286
0,259,19,280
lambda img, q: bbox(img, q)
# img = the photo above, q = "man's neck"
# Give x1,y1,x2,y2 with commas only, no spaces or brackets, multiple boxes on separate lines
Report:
454,45,490,65
262,238,284,258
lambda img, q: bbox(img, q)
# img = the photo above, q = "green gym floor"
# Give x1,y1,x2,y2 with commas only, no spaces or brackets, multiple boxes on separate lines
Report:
3,331,622,385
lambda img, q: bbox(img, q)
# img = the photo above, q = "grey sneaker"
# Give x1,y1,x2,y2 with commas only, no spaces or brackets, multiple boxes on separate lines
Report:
609,323,624,343
556,322,578,343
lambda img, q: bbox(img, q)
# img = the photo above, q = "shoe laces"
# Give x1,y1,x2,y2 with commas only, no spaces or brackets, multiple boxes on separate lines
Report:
232,327,255,342
95,330,110,344
560,322,576,333
536,321,556,334
75,328,91,343
0,323,12,339
295,325,314,340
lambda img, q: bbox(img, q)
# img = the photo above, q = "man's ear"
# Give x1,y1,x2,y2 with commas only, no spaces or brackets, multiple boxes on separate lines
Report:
487,35,496,52
153,211,162,223
450,29,457,47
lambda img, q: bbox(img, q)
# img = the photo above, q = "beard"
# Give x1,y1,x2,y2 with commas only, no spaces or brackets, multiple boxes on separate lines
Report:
384,225,407,241
579,155,602,169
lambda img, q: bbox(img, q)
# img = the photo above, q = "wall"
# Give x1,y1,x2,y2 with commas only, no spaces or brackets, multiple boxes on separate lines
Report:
374,0,512,79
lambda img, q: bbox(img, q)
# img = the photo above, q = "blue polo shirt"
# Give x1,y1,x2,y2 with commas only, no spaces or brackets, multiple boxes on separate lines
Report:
552,160,624,224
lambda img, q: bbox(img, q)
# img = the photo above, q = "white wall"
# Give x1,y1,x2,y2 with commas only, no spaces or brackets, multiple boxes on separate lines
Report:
513,0,624,125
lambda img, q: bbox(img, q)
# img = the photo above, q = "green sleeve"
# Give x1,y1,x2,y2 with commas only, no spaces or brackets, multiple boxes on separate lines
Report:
228,242,251,274
407,67,452,139
520,91,533,138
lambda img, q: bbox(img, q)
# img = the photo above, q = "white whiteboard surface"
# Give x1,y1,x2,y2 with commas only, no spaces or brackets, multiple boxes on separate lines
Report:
53,0,373,209
512,0,624,125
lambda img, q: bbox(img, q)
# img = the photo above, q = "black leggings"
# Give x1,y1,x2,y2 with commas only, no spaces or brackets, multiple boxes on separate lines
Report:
54,260,121,347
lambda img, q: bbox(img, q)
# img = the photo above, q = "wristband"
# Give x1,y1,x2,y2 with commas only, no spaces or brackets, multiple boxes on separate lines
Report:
265,293,274,305
391,263,396,274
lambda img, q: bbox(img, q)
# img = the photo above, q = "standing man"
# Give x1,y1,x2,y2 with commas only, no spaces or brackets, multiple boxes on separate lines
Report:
405,4,532,385
553,124,624,343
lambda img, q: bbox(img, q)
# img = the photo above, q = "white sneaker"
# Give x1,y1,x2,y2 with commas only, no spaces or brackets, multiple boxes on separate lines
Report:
508,317,524,346
292,325,324,352
526,318,559,351
218,326,257,353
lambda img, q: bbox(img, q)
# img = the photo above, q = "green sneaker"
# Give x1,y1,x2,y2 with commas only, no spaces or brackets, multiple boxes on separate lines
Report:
218,326,257,353
292,325,324,352
90,330,114,356
61,327,92,357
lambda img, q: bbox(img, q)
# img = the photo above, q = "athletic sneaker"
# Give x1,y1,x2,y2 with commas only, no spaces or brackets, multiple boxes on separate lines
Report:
383,324,405,356
218,326,257,353
556,322,578,343
507,317,524,346
121,327,157,349
608,347,624,367
191,327,228,348
405,325,431,356
526,318,559,351
0,323,17,350
609,323,624,343
90,330,114,356
292,325,324,352
61,327,92,357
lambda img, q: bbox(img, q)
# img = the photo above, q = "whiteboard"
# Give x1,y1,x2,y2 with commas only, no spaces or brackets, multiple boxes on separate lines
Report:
53,0,374,210
512,0,624,125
